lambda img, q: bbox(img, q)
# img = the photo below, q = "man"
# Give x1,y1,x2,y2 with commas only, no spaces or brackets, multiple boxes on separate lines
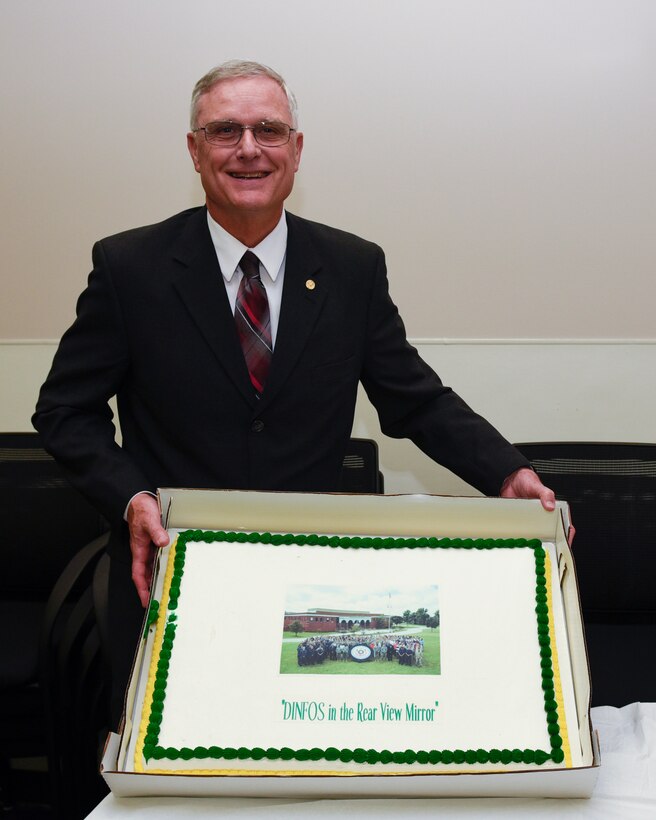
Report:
33,60,553,723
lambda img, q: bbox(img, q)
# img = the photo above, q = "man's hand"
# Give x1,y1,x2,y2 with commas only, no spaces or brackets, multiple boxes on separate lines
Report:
127,492,170,607
500,467,556,512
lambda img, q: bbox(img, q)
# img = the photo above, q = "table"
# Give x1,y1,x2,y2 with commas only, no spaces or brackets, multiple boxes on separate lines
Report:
88,703,656,819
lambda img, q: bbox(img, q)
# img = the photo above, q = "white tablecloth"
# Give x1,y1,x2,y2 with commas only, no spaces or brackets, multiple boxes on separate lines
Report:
88,703,656,819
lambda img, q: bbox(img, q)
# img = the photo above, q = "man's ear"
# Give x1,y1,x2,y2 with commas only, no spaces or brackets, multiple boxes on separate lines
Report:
187,132,201,172
293,131,304,172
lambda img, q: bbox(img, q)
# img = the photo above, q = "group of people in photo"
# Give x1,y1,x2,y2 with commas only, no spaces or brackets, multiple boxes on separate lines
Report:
296,633,425,667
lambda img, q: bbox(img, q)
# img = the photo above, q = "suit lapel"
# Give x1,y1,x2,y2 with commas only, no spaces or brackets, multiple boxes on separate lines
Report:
258,213,327,409
170,208,256,406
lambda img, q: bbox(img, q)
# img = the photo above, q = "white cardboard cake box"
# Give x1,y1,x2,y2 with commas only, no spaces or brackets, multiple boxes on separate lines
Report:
101,489,600,798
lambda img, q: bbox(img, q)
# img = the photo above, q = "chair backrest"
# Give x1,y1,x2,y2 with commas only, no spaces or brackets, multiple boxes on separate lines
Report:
0,432,108,600
514,442,656,619
40,533,111,819
340,438,384,494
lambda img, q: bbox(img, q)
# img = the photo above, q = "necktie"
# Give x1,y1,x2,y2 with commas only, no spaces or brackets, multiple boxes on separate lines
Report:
235,251,272,396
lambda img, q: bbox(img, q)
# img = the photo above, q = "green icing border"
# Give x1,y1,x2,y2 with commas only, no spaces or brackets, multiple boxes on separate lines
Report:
143,531,564,767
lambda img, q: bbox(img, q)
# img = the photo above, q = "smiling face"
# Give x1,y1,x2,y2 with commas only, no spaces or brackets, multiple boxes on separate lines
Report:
187,76,303,245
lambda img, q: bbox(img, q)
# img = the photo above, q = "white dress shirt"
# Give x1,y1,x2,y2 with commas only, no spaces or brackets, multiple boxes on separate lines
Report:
206,209,287,346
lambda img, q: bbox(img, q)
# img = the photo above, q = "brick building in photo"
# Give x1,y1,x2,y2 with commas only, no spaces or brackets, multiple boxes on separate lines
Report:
284,608,388,633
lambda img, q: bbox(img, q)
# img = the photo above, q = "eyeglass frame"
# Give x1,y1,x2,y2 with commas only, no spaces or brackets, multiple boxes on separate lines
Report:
191,119,297,147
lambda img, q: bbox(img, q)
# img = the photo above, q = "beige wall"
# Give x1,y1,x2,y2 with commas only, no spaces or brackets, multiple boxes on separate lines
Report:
2,0,655,341
2,2,655,491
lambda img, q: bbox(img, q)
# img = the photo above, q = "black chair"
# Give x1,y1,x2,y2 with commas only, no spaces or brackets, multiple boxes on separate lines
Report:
514,442,656,706
340,438,384,494
40,533,111,820
0,432,108,812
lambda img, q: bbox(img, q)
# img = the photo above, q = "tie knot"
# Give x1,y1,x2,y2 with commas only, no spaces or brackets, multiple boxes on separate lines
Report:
240,251,261,280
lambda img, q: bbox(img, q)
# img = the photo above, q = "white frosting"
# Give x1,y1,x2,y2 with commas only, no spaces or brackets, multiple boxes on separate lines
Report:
133,532,581,774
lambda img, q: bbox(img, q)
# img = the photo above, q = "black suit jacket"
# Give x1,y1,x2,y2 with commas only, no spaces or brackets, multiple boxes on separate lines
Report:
34,207,528,557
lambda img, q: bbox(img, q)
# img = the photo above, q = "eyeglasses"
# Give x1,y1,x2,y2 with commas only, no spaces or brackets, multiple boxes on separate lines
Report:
192,120,296,147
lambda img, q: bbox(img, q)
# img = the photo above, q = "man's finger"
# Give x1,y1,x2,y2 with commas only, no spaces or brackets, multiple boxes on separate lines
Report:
128,493,170,606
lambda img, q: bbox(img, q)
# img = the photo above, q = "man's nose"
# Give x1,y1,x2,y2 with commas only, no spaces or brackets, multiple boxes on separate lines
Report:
237,127,261,158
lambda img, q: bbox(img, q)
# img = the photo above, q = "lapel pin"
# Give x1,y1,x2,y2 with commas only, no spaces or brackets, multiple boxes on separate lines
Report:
305,279,316,291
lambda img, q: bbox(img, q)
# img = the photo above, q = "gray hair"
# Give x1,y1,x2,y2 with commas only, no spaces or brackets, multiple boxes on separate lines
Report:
190,59,298,130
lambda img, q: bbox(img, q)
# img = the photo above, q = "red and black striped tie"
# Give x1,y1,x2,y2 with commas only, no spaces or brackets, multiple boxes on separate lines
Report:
235,251,272,396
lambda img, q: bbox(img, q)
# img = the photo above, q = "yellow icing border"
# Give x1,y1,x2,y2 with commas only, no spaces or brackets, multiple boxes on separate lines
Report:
138,767,416,776
545,551,572,768
134,536,179,773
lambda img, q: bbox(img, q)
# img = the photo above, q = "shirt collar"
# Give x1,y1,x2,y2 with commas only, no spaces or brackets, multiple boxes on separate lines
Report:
206,210,288,283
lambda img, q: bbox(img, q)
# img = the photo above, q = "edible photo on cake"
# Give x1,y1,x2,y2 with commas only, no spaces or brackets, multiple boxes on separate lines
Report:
280,584,441,675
